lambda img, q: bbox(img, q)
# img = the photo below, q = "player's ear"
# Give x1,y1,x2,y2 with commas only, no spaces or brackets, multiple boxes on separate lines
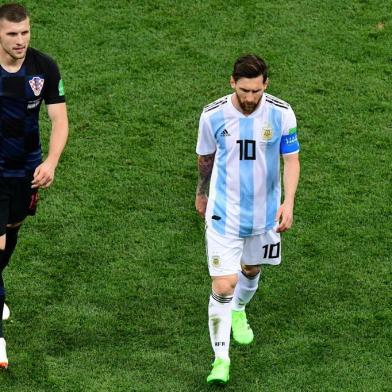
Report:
264,77,269,89
230,76,236,89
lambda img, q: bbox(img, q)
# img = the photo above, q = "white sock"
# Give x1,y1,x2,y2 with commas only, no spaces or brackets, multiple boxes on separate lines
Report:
208,291,232,360
232,271,260,311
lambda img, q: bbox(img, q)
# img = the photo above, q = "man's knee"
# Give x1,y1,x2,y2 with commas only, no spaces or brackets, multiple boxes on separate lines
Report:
0,235,5,251
212,274,238,296
241,264,261,278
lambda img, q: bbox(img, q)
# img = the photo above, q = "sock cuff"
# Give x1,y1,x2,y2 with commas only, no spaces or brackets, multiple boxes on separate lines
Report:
211,291,233,304
241,270,260,280
6,225,20,232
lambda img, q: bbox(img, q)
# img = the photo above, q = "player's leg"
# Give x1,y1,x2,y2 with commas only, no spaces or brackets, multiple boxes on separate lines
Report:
210,275,237,360
0,254,7,369
0,235,6,334
231,264,260,345
3,176,39,290
233,263,261,311
0,224,23,325
207,274,236,384
205,227,242,384
232,229,281,345
0,192,9,368
1,223,22,278
2,178,31,322
0,223,22,367
0,176,38,368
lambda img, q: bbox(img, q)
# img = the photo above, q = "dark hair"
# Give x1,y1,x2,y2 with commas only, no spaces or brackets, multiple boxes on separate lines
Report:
0,3,28,22
232,54,268,83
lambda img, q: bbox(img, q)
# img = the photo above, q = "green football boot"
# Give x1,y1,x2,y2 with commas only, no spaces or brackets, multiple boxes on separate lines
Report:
206,358,230,385
231,310,254,345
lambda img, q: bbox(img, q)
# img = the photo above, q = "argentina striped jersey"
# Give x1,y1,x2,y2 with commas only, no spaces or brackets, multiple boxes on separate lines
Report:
196,93,300,238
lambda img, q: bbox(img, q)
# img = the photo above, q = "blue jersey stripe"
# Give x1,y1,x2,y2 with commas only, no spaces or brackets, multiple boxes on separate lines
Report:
266,109,281,229
239,118,254,237
210,110,227,235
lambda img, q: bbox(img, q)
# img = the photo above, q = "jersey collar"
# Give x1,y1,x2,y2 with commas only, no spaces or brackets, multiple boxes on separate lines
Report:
228,93,266,118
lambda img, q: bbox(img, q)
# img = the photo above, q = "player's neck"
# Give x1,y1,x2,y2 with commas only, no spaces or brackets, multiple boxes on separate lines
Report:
0,50,25,73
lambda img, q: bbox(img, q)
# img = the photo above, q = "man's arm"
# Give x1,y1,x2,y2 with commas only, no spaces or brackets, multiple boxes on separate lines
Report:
275,153,300,232
195,153,215,218
32,102,69,189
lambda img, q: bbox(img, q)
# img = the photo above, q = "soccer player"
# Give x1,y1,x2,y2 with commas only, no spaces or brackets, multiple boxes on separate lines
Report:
0,3,68,368
195,54,300,384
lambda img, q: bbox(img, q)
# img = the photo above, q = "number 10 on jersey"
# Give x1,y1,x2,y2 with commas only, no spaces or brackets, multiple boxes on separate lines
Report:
236,139,256,160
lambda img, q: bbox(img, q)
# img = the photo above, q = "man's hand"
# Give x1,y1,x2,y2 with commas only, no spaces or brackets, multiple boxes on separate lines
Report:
277,153,300,232
31,160,56,189
195,194,208,218
275,200,294,233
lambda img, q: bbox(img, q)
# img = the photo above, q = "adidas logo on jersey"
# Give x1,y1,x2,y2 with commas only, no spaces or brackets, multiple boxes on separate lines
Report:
220,129,230,137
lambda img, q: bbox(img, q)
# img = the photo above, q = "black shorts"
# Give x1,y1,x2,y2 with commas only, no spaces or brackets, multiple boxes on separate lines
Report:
0,176,39,236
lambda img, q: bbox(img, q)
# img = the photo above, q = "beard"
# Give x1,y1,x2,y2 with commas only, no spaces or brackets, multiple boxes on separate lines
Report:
9,48,26,60
236,93,262,115
0,43,27,61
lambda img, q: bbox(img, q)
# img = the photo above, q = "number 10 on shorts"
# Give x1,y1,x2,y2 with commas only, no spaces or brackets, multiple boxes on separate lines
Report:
262,242,280,259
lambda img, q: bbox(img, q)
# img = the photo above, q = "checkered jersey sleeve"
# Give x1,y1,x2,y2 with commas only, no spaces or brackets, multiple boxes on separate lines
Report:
280,106,300,155
42,57,66,105
196,112,216,155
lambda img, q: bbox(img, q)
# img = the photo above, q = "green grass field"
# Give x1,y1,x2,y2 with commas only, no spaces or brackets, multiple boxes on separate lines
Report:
1,0,391,390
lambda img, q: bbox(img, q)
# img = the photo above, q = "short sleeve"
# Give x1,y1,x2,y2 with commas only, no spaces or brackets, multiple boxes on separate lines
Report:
43,58,66,105
196,113,216,155
280,106,300,155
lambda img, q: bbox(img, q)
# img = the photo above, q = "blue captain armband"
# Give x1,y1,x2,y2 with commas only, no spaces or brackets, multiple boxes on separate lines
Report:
280,131,300,154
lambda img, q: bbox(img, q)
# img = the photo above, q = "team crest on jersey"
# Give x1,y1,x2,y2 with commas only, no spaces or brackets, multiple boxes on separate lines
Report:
29,77,45,96
261,125,273,141
211,255,220,267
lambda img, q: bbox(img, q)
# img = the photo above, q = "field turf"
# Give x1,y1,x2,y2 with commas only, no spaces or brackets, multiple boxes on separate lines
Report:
1,0,391,390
